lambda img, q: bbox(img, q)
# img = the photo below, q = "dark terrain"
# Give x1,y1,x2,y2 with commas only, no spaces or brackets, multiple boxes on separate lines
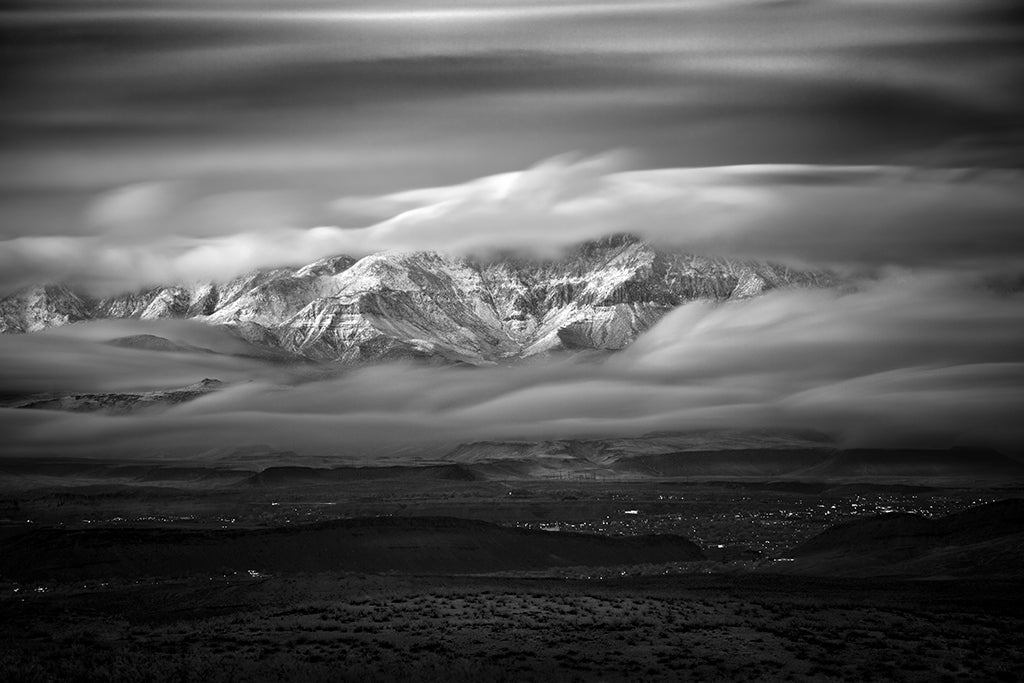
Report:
2,449,1024,681
4,573,1024,682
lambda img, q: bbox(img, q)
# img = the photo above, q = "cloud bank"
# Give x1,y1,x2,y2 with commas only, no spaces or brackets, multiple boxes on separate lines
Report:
2,0,1022,244
0,319,293,395
2,156,1023,294
2,2,1022,462
2,273,1022,459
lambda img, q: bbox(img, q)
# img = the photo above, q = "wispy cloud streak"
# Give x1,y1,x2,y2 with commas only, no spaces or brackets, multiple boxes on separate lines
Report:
1,157,1022,293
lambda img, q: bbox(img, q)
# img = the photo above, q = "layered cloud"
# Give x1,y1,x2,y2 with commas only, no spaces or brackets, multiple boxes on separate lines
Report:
0,319,291,395
327,156,1024,267
2,2,1023,461
2,0,1022,242
2,272,1022,459
2,156,1023,294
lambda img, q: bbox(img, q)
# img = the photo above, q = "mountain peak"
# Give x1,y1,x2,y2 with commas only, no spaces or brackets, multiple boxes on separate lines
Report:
0,241,835,363
0,283,91,333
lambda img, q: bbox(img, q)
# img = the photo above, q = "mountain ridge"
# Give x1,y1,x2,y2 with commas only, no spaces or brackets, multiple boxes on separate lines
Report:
0,236,835,364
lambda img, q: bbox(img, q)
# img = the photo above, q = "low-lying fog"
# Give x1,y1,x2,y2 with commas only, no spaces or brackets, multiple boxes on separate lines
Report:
2,269,1021,461
2,156,1023,462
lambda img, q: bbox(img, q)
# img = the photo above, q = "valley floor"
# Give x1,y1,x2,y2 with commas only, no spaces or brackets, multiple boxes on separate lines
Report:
3,472,1024,681
3,476,1015,559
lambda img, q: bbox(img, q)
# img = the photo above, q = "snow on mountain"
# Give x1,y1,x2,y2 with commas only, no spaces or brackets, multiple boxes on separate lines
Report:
0,236,834,363
0,284,92,333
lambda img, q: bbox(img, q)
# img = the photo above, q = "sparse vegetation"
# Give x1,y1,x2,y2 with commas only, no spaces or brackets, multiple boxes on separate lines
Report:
2,574,1023,682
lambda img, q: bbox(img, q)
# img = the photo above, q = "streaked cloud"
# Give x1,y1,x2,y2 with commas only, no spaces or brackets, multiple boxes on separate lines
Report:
2,0,1022,240
2,156,1022,293
1,273,1022,458
2,2,1023,461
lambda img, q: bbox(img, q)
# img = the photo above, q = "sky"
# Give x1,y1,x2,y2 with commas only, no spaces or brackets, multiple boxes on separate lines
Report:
1,1,1023,459
2,0,1023,246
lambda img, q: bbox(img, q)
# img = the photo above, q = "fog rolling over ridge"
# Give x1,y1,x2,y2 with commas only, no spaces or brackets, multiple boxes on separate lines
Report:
0,162,1022,460
0,0,1023,464
1,251,1022,460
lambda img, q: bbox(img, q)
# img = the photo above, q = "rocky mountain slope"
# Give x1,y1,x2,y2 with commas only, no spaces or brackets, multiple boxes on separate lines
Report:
9,378,224,415
0,236,833,364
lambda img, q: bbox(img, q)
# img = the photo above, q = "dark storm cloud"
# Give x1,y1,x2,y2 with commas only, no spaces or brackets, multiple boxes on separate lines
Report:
2,273,1022,459
2,0,1023,241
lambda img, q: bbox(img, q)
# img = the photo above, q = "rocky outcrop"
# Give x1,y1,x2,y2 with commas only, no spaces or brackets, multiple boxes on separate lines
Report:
0,236,834,363
0,284,92,333
16,378,224,415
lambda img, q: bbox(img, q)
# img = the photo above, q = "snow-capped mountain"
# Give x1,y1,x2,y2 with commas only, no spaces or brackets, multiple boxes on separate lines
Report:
0,284,92,333
0,236,834,364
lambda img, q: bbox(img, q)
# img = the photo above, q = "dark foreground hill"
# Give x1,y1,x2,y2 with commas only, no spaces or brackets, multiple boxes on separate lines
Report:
788,499,1024,578
0,516,704,581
